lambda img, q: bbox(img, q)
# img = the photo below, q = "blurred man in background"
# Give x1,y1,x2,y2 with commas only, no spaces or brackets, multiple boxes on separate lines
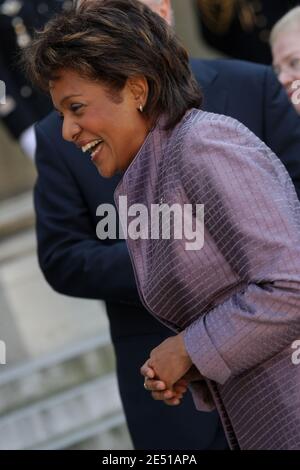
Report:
271,6,300,113
33,0,300,449
0,0,72,158
194,0,299,64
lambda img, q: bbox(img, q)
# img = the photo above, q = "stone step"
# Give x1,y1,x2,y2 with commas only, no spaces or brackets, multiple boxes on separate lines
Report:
0,124,36,202
36,413,131,450
0,191,35,240
0,334,115,415
0,229,35,264
0,374,130,450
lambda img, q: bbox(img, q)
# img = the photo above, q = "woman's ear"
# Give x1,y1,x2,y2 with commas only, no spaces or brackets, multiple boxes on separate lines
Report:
127,76,149,110
159,0,172,25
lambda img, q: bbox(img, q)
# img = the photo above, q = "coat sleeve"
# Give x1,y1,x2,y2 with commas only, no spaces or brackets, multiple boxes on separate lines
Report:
263,66,300,199
34,121,140,304
182,114,300,385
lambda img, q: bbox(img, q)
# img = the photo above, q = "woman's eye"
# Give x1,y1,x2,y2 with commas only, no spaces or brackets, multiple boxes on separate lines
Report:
70,103,83,114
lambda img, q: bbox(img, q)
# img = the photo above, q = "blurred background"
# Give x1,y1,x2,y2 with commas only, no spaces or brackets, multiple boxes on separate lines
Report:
0,0,295,450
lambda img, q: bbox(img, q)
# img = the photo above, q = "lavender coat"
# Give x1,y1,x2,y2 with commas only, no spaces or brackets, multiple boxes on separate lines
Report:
114,109,300,450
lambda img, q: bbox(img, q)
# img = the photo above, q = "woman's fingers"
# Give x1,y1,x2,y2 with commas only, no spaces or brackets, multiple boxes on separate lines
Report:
140,359,155,379
146,379,166,391
172,379,188,395
151,384,188,401
144,378,167,395
151,391,170,400
144,378,188,393
173,384,188,394
141,369,189,408
164,397,181,406
152,390,183,401
144,377,188,402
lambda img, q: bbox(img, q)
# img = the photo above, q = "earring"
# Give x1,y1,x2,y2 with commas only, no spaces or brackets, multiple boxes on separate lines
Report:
139,104,144,113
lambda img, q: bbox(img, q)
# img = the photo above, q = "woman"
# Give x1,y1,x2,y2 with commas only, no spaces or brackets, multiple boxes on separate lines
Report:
23,0,300,449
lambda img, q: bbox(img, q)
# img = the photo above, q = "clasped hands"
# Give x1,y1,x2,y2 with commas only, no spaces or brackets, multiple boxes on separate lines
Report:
140,332,204,406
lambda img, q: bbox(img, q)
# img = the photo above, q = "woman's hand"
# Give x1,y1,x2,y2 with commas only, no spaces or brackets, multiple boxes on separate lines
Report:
140,332,197,405
142,365,204,406
141,333,193,391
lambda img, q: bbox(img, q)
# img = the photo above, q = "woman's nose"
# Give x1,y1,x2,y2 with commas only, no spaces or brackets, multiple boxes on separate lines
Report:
62,116,81,142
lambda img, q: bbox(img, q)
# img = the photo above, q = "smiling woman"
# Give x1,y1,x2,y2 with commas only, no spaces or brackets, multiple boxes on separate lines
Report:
21,0,201,177
22,0,300,451
49,69,152,177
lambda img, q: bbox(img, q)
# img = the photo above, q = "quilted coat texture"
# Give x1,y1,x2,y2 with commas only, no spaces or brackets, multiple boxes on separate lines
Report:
114,109,300,449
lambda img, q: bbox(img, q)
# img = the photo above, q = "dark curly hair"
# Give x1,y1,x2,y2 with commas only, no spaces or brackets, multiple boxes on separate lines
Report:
22,0,202,129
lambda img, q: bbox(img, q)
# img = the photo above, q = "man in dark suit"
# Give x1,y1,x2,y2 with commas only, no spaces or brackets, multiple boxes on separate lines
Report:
34,1,300,450
0,0,72,157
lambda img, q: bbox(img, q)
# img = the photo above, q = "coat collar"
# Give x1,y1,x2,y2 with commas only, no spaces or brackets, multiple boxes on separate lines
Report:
190,58,218,86
190,59,228,114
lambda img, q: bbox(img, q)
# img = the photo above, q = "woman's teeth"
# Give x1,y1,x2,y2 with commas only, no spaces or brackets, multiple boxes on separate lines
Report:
91,142,103,159
81,139,103,153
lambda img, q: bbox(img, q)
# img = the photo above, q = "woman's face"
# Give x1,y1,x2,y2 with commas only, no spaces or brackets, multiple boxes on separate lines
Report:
272,30,300,113
50,69,150,177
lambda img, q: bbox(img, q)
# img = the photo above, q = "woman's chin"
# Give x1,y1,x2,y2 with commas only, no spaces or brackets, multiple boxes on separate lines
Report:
95,164,115,179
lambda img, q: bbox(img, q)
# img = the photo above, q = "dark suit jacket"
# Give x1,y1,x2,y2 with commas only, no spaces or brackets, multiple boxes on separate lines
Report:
34,59,300,449
0,0,67,137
